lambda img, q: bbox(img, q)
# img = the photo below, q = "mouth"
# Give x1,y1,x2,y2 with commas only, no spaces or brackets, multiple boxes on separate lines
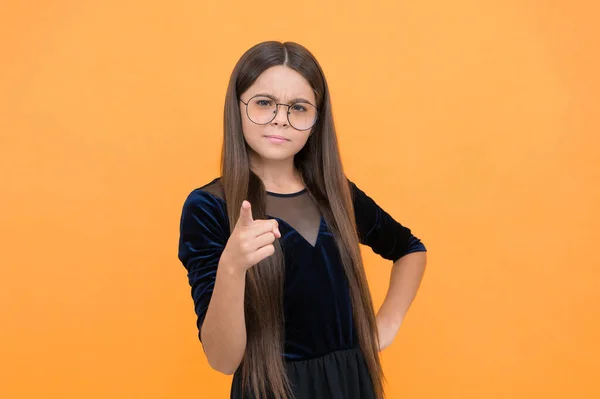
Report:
264,135,290,143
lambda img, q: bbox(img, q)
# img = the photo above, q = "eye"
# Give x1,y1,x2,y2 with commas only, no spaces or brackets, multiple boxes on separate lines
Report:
254,99,273,107
291,103,307,112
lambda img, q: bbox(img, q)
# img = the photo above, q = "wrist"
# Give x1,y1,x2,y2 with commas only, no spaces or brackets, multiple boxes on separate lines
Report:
376,312,403,351
376,311,403,332
218,257,247,279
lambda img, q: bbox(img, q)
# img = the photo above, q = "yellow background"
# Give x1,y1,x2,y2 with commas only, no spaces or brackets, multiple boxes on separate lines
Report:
1,1,599,398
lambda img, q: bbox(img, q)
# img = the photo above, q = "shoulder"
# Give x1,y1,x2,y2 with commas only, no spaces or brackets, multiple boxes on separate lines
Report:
181,177,228,222
345,177,368,204
183,177,225,206
346,177,366,194
178,178,230,267
345,177,386,223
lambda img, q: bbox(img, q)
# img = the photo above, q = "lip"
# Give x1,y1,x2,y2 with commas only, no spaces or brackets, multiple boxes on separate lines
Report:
264,135,290,143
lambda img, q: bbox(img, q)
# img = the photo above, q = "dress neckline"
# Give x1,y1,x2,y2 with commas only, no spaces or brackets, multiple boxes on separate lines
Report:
266,188,307,198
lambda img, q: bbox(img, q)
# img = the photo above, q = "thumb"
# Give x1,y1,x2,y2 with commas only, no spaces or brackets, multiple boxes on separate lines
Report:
237,200,254,226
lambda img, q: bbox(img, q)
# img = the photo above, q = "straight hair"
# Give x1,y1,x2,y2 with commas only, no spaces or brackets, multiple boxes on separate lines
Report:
221,41,385,399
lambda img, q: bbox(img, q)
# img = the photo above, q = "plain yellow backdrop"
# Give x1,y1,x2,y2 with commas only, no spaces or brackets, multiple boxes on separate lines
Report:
1,1,599,398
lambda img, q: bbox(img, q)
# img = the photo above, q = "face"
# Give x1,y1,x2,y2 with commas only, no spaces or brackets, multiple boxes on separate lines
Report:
239,66,317,163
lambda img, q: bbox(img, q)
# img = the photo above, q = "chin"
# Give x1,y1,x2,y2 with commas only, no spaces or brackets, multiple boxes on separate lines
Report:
246,143,294,162
255,148,296,161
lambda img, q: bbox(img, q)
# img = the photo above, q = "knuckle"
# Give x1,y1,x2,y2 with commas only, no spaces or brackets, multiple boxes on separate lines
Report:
257,220,268,228
240,241,250,253
238,231,249,242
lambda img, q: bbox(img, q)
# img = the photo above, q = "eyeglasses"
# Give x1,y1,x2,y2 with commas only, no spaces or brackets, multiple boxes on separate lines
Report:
240,95,318,131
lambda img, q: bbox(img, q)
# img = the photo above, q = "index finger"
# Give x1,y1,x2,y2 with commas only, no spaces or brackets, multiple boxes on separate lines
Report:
237,200,254,227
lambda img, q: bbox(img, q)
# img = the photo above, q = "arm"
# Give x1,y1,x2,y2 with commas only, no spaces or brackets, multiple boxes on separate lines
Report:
348,179,428,350
376,251,427,351
200,261,247,375
179,193,280,375
178,191,246,375
202,200,279,373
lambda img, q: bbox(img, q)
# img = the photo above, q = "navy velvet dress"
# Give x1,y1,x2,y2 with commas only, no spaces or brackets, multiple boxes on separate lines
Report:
178,177,426,398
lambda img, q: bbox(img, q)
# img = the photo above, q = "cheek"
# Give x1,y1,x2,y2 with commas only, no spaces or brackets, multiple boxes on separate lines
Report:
288,132,308,155
291,133,311,153
241,114,262,140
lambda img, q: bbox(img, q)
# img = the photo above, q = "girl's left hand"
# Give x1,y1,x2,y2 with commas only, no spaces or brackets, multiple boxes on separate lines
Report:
376,314,402,351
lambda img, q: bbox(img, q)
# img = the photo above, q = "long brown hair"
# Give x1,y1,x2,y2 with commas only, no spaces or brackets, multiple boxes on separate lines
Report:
221,41,384,399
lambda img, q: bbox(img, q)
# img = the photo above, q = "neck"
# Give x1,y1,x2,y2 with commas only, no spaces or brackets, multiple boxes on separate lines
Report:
249,153,304,193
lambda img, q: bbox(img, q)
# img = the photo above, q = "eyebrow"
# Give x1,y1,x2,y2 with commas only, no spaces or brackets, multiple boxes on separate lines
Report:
253,92,315,105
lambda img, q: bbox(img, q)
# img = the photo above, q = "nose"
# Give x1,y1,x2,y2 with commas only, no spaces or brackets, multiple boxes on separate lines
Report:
271,104,289,127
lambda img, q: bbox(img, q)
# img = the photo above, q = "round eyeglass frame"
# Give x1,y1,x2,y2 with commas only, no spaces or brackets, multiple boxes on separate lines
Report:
239,95,318,131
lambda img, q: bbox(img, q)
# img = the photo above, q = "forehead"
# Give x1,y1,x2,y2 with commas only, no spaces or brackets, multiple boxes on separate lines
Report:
245,65,316,103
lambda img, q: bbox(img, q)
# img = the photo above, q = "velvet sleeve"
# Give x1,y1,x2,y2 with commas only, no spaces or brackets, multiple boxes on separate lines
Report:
177,189,230,341
349,179,427,262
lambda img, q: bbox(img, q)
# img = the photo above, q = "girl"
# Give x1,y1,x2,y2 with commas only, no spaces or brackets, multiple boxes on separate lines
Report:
178,41,427,399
